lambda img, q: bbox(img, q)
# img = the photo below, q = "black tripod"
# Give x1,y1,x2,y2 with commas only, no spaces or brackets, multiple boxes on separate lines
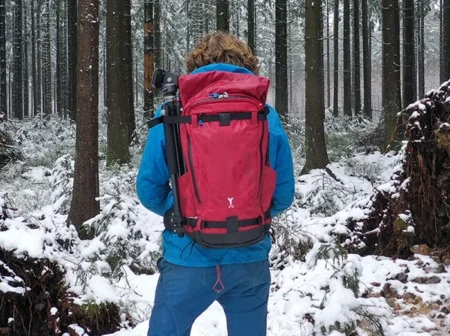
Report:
151,69,186,237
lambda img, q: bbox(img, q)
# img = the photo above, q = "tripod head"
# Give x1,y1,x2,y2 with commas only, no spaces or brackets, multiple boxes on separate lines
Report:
152,68,179,101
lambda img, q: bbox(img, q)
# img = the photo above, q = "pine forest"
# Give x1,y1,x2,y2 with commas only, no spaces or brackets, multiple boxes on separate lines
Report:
1,0,450,335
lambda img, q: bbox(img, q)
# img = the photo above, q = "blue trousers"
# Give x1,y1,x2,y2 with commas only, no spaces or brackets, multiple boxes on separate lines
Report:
147,258,271,336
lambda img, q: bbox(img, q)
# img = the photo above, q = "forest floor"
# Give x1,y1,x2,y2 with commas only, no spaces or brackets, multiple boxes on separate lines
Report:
0,113,449,336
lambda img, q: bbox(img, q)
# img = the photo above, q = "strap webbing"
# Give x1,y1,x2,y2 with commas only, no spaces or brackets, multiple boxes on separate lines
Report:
148,107,270,129
183,210,271,229
147,115,191,128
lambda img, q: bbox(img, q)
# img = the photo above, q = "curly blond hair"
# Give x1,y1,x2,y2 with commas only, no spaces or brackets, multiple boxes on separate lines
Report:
185,31,260,75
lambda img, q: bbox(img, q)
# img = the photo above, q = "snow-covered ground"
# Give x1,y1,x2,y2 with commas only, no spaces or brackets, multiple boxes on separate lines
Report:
1,117,449,336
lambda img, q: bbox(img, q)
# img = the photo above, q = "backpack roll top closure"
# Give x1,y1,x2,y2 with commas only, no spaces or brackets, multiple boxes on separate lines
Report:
175,71,277,248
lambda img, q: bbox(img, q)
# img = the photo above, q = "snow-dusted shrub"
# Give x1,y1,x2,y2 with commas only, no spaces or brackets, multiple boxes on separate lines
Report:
0,120,22,168
270,204,315,271
101,164,138,198
283,110,380,168
284,116,305,163
13,116,76,168
342,156,384,184
0,193,14,221
305,241,389,335
300,171,352,217
83,192,161,279
325,111,379,162
131,107,150,152
49,154,74,215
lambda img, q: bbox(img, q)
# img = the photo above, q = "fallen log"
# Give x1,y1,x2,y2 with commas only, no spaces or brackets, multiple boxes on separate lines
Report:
0,199,125,335
0,247,124,336
354,80,450,258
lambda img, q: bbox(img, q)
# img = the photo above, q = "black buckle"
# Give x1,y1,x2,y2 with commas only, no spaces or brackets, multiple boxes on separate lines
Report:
164,213,185,238
226,216,239,233
219,113,231,126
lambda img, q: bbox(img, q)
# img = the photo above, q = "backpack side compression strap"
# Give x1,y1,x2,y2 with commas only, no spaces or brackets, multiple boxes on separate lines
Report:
147,115,191,128
148,108,269,129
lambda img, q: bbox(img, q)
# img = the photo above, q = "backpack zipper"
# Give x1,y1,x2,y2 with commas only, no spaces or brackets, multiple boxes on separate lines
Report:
187,135,202,204
184,94,263,112
258,121,265,198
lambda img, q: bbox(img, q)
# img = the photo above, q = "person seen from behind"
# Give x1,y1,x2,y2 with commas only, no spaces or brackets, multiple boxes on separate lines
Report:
136,30,295,336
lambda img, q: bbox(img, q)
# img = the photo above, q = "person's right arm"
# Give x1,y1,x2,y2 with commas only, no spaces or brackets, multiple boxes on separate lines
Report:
136,106,174,217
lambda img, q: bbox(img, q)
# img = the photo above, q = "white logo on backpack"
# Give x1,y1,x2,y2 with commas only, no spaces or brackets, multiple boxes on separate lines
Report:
228,197,234,209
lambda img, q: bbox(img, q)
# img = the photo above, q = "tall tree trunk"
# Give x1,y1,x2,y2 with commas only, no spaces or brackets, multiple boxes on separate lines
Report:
417,0,425,98
68,0,100,239
303,0,329,173
22,1,29,118
43,1,52,116
216,0,229,32
440,0,444,84
61,0,68,119
202,1,209,33
135,57,138,106
0,0,6,115
144,0,154,117
190,0,205,46
103,38,107,109
186,0,190,55
247,0,255,54
13,0,23,120
106,0,133,165
154,0,162,69
68,0,77,121
353,0,361,115
36,3,42,117
235,1,240,37
443,0,450,82
362,0,372,119
275,0,288,120
8,64,11,118
326,0,331,108
31,0,38,117
333,0,339,117
402,0,416,107
343,0,351,117
382,0,401,149
56,0,63,117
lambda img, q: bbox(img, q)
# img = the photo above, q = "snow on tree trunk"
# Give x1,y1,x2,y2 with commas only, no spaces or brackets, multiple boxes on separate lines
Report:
402,0,416,108
247,0,255,55
68,0,77,121
67,0,100,239
275,0,288,120
144,0,154,117
13,0,23,120
333,0,339,117
302,0,329,174
0,0,6,116
343,0,351,117
362,0,372,119
353,0,361,115
216,0,229,33
382,0,402,150
106,0,134,165
443,0,450,82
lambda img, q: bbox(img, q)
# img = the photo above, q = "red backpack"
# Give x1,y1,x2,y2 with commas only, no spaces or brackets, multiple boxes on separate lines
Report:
152,70,277,249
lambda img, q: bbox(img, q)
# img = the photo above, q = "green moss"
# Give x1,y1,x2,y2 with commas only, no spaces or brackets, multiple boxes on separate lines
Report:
80,300,107,318
394,217,408,232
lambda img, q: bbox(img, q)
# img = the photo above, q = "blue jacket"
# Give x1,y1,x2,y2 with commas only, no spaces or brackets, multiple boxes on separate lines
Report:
136,63,295,267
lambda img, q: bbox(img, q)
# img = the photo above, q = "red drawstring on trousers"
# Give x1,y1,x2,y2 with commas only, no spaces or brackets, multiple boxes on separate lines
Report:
213,265,225,293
